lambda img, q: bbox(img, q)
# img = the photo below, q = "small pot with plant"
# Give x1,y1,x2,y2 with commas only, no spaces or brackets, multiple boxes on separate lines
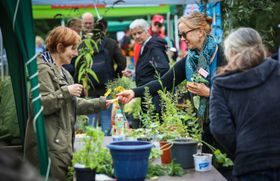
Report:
158,131,178,164
132,87,161,142
158,90,199,169
69,127,113,181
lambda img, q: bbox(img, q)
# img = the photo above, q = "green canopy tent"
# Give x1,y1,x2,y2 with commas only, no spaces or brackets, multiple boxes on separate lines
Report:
0,0,49,177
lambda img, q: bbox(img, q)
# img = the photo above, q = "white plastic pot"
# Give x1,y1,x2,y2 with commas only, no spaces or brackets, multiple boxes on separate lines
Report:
193,153,213,171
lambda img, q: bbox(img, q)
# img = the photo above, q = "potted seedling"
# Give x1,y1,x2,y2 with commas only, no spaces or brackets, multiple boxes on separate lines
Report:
132,87,161,142
69,127,113,181
158,90,199,169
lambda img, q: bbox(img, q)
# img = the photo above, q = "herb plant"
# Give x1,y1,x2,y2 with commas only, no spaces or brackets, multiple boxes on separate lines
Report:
69,127,113,180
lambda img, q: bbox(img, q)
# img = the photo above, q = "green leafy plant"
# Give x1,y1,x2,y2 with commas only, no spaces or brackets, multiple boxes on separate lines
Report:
200,141,234,167
147,147,184,179
189,73,210,116
138,87,161,139
105,77,136,129
68,127,113,180
75,20,108,97
124,98,141,120
124,87,161,140
75,115,89,134
158,90,197,140
166,161,185,176
222,0,280,52
158,89,233,168
147,163,166,179
105,76,135,99
75,35,100,97
147,161,185,179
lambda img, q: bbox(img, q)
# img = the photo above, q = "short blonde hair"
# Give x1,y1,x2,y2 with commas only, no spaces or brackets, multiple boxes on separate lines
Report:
178,12,212,35
45,26,81,53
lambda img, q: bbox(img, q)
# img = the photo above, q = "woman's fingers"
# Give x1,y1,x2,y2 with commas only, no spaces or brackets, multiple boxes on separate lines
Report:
116,90,135,104
187,82,210,97
68,84,83,97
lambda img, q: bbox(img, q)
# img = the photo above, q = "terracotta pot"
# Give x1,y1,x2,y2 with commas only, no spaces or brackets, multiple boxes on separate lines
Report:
160,141,172,164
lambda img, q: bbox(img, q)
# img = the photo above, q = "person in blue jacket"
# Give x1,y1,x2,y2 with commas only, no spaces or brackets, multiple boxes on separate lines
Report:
210,27,280,181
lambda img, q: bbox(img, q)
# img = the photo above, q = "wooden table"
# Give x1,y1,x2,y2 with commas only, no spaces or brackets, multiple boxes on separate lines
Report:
74,135,227,181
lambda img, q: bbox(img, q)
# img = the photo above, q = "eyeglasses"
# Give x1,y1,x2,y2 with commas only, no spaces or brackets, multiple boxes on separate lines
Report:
178,28,199,39
154,22,163,28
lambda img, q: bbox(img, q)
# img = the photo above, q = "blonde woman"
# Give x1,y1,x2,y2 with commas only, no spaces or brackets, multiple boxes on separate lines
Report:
118,12,226,151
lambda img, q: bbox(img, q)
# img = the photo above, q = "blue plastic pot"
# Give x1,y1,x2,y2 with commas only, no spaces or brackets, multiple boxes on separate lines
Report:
107,141,153,181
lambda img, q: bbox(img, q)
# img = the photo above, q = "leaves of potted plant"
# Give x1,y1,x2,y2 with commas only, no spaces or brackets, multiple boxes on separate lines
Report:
69,127,112,181
158,90,199,168
74,34,101,97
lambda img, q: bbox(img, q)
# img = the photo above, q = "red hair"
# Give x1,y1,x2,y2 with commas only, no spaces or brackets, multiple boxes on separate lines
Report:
45,26,81,53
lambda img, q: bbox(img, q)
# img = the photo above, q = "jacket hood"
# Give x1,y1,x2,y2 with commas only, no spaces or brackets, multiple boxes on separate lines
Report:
148,36,167,51
213,58,278,90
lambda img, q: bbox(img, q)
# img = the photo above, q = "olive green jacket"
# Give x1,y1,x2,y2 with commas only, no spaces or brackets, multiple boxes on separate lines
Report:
24,57,106,180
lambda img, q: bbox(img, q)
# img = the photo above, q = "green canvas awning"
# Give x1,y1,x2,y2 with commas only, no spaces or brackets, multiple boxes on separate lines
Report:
0,0,49,177
32,5,174,19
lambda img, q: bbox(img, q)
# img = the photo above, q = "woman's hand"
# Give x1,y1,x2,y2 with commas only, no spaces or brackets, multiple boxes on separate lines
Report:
187,82,210,97
68,84,83,97
105,97,119,107
116,90,135,104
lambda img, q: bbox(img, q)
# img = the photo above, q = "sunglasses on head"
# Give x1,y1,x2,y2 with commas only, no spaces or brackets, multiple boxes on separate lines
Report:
154,22,163,27
178,28,199,39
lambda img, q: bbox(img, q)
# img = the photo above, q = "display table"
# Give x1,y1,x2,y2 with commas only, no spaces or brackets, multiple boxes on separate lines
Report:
74,135,227,181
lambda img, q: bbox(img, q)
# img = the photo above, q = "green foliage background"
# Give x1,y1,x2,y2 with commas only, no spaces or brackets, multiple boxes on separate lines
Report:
222,0,280,53
177,1,280,53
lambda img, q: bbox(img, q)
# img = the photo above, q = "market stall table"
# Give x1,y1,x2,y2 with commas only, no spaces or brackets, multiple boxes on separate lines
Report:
74,135,227,181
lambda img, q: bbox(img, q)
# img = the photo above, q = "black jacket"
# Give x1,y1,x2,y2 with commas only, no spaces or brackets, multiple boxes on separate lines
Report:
104,37,127,79
210,59,280,176
135,37,170,87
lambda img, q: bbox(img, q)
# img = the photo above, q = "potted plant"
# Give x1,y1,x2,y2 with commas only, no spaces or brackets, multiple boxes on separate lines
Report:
123,87,160,142
192,139,234,172
158,90,199,169
158,131,179,164
107,88,157,180
69,127,113,181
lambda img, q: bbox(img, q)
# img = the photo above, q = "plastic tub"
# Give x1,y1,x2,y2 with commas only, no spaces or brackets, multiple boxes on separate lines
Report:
193,153,213,171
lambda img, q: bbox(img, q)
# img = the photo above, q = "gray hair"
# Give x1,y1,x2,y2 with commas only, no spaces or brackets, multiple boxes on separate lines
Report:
129,19,150,32
218,27,266,75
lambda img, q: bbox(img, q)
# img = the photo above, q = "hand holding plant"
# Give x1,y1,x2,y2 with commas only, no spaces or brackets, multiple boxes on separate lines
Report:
187,82,210,97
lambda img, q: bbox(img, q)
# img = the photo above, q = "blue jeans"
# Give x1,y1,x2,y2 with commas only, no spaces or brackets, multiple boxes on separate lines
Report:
88,105,112,136
235,169,280,181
